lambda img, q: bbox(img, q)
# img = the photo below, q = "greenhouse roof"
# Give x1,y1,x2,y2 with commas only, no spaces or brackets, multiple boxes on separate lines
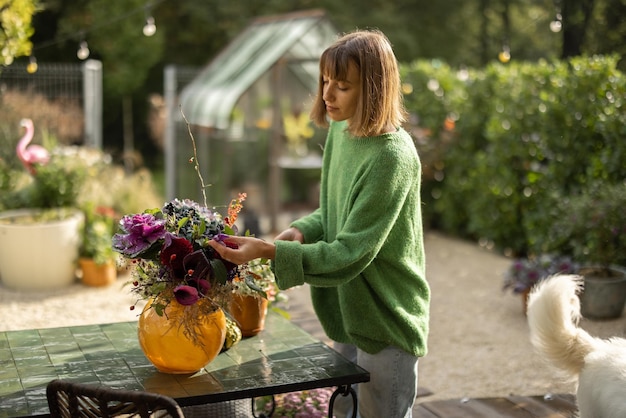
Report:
179,9,337,130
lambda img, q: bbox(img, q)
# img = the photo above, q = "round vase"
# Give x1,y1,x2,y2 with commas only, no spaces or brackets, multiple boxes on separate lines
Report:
138,299,227,374
229,294,269,337
0,208,84,290
79,258,117,287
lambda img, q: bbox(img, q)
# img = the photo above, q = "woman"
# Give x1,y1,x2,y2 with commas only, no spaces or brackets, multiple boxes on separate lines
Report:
209,29,429,418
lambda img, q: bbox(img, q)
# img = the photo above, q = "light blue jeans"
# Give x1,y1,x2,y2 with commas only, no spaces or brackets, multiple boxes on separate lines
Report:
332,342,418,418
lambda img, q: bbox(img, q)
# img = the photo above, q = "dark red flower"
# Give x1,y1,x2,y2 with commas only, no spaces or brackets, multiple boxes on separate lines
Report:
173,285,200,305
160,235,193,278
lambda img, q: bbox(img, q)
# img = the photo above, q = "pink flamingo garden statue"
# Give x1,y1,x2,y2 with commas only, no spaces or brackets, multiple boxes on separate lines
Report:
16,118,50,174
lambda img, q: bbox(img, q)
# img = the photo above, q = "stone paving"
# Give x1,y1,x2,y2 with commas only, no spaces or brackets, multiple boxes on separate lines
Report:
278,231,626,408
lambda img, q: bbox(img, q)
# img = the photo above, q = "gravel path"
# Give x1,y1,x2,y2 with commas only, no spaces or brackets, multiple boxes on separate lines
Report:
1,231,625,405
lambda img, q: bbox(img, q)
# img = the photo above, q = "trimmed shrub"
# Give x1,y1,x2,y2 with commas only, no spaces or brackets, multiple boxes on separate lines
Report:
402,55,626,258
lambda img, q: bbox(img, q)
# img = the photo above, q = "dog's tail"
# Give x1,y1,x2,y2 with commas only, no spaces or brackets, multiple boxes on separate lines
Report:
527,274,598,378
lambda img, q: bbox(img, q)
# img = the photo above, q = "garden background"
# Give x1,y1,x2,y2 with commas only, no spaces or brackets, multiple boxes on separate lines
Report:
1,0,626,411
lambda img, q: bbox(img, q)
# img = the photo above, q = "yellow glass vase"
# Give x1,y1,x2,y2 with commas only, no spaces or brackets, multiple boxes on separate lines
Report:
138,299,226,374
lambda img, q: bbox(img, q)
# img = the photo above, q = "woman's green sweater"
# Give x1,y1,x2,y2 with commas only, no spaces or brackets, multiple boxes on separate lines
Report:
273,120,429,357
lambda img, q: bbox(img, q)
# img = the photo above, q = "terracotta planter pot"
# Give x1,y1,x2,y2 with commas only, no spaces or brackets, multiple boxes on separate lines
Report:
79,258,117,287
138,299,226,374
229,294,269,337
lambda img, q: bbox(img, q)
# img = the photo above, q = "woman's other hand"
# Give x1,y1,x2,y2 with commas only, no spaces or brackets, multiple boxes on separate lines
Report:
274,227,304,243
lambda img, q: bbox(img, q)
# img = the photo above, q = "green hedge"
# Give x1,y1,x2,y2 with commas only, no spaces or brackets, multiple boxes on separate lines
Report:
401,55,626,259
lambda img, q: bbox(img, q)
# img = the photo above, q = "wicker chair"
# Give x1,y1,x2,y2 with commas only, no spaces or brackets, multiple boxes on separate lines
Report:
46,379,185,418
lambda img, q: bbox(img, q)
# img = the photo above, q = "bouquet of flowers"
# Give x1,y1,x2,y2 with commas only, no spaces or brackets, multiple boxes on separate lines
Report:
112,193,248,317
111,112,269,348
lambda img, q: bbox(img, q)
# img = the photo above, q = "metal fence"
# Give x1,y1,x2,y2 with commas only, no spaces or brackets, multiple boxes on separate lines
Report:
0,60,102,148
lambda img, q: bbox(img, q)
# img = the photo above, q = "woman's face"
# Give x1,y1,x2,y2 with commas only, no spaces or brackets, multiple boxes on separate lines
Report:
322,62,360,123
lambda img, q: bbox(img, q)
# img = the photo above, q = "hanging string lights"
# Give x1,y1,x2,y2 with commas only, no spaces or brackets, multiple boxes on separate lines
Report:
550,12,563,32
550,0,563,33
26,56,38,73
498,44,511,63
143,6,157,37
77,36,90,60
143,16,157,36
495,4,564,64
24,0,165,74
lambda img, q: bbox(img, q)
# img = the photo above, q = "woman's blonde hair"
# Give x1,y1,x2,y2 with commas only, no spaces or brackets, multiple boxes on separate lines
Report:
309,29,407,137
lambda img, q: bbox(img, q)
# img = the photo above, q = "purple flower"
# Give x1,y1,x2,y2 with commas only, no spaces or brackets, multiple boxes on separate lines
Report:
173,285,200,305
112,213,166,258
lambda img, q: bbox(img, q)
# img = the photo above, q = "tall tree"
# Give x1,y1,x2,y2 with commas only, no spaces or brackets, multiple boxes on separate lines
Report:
585,0,626,69
560,0,596,57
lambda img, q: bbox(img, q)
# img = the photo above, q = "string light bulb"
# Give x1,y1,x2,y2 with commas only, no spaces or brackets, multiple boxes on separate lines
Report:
77,41,90,60
143,15,156,36
26,56,38,73
550,13,563,33
498,45,511,63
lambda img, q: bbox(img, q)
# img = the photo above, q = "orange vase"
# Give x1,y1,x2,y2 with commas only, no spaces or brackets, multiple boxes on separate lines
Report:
229,294,269,337
138,299,226,374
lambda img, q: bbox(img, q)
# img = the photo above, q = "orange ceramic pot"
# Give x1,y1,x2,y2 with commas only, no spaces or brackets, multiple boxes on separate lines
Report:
229,294,269,337
138,299,226,374
79,258,117,287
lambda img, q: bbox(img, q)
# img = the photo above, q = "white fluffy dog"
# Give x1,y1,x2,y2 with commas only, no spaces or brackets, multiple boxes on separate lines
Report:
526,274,626,418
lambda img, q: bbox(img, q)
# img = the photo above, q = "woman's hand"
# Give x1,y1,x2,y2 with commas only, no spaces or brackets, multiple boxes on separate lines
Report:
207,236,275,265
274,227,304,243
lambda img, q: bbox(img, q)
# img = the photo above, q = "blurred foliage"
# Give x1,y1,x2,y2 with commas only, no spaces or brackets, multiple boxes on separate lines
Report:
0,135,88,210
0,131,163,216
0,90,84,153
402,54,626,260
544,182,626,268
56,0,164,100
0,0,38,66
21,0,624,163
79,201,117,264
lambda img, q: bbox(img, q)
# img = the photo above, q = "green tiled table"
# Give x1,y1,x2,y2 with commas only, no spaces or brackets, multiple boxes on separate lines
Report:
0,312,369,417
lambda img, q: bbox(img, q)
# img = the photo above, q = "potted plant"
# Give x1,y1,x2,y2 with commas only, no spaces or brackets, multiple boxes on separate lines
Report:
503,254,579,314
229,257,281,337
545,182,626,319
78,203,118,287
0,121,88,290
